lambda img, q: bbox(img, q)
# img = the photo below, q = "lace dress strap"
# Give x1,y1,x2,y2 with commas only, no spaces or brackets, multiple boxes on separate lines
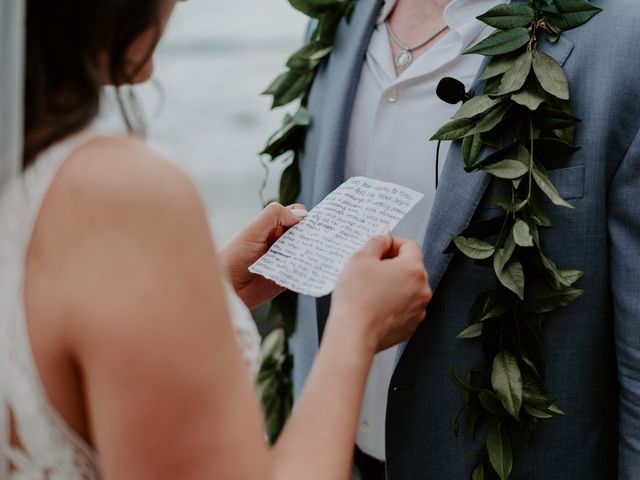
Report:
1,129,104,480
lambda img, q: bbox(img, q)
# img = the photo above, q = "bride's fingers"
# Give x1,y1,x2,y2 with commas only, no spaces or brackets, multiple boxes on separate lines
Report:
256,203,307,235
287,203,307,212
286,203,308,219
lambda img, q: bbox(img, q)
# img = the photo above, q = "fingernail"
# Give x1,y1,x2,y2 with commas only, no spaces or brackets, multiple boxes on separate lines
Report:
373,224,391,238
291,209,308,218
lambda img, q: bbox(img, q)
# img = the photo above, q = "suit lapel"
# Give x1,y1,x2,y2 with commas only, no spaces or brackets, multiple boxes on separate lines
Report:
393,33,574,362
311,0,384,205
313,0,575,343
421,35,574,295
315,0,383,340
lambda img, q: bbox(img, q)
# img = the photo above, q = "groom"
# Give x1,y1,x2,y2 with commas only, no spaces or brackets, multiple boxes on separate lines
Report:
291,0,640,478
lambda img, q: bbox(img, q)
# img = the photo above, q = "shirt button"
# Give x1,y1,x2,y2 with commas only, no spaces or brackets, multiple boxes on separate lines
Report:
386,89,399,103
360,422,371,433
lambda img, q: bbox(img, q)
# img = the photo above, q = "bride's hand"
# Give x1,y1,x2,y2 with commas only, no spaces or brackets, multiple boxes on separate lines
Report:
220,202,308,309
328,229,432,354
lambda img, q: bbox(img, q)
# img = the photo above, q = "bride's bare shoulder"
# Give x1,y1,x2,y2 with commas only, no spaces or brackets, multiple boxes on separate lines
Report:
38,133,214,252
33,133,220,323
55,134,199,213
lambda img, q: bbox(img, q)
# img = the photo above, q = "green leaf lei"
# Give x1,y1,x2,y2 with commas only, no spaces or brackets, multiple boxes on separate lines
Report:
258,1,602,477
258,0,357,444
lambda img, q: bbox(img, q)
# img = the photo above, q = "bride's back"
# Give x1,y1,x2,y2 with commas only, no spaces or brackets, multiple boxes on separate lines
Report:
1,1,269,478
0,128,261,478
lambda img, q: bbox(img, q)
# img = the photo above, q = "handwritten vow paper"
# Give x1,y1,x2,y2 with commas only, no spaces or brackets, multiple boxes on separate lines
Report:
249,177,424,297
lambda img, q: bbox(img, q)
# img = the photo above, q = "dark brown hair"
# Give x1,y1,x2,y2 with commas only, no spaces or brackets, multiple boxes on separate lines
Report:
24,0,164,166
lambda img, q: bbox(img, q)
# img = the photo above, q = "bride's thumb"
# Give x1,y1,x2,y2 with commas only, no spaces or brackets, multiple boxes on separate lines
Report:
360,224,393,258
257,202,307,230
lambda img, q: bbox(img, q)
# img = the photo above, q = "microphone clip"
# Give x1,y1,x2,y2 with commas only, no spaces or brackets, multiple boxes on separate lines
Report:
436,77,475,105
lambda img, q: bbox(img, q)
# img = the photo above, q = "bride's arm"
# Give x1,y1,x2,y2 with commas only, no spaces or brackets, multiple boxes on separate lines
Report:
54,139,269,479
270,237,430,480
54,139,428,480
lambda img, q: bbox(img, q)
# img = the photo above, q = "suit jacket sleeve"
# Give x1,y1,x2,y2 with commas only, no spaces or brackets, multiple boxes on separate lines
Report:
608,126,640,479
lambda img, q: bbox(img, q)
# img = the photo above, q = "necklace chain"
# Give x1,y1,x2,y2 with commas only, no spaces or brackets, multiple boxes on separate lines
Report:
386,22,449,70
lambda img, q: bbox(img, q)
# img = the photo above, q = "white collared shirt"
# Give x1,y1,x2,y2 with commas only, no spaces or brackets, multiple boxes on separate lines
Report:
347,0,509,462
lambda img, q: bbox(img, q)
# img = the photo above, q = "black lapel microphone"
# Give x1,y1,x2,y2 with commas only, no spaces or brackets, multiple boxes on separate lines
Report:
433,77,475,189
436,77,475,104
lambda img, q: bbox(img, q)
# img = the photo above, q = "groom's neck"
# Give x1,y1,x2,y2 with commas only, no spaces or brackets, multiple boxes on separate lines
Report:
387,0,450,57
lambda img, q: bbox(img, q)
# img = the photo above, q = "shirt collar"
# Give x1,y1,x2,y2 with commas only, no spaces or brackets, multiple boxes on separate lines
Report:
377,0,511,53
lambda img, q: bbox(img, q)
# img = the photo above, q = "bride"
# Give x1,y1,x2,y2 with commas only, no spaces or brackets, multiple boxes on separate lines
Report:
0,0,432,479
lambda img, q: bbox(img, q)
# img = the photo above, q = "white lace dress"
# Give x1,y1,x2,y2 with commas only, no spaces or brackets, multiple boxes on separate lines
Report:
0,131,262,479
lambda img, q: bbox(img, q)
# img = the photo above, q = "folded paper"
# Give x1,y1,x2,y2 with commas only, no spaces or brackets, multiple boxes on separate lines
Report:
249,177,424,297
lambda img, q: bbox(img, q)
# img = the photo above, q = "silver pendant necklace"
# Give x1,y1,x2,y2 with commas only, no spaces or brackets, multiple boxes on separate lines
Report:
386,22,449,70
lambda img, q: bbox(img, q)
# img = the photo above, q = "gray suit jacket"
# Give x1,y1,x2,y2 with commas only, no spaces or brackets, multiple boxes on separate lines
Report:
292,0,640,478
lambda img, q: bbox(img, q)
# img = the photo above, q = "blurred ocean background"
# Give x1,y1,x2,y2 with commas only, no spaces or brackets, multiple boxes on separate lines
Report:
101,0,307,244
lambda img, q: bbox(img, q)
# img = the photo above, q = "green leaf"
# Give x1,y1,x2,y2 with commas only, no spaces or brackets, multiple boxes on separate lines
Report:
480,131,506,150
257,327,293,443
470,143,527,172
526,217,540,246
482,159,529,179
532,51,569,100
271,289,298,336
525,404,554,419
495,197,529,213
485,75,503,96
286,42,333,71
458,322,484,339
553,124,577,146
495,256,525,300
494,232,516,273
559,269,584,285
479,389,505,415
513,219,534,247
464,401,480,436
465,27,531,56
487,422,513,480
513,177,523,189
259,327,286,363
279,162,301,205
491,351,523,420
545,22,562,44
480,54,518,80
522,355,542,380
462,133,483,168
449,367,481,393
546,402,566,416
532,162,573,208
479,290,512,321
467,291,493,323
526,284,583,313
511,89,546,111
547,0,602,31
467,103,512,136
264,70,313,108
534,106,581,129
497,50,533,95
453,95,504,120
261,107,310,158
288,0,344,18
430,118,476,141
477,4,536,29
529,196,553,227
444,216,504,254
534,137,580,159
453,236,496,260
539,251,573,288
523,390,555,408
472,463,486,480
524,393,565,417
